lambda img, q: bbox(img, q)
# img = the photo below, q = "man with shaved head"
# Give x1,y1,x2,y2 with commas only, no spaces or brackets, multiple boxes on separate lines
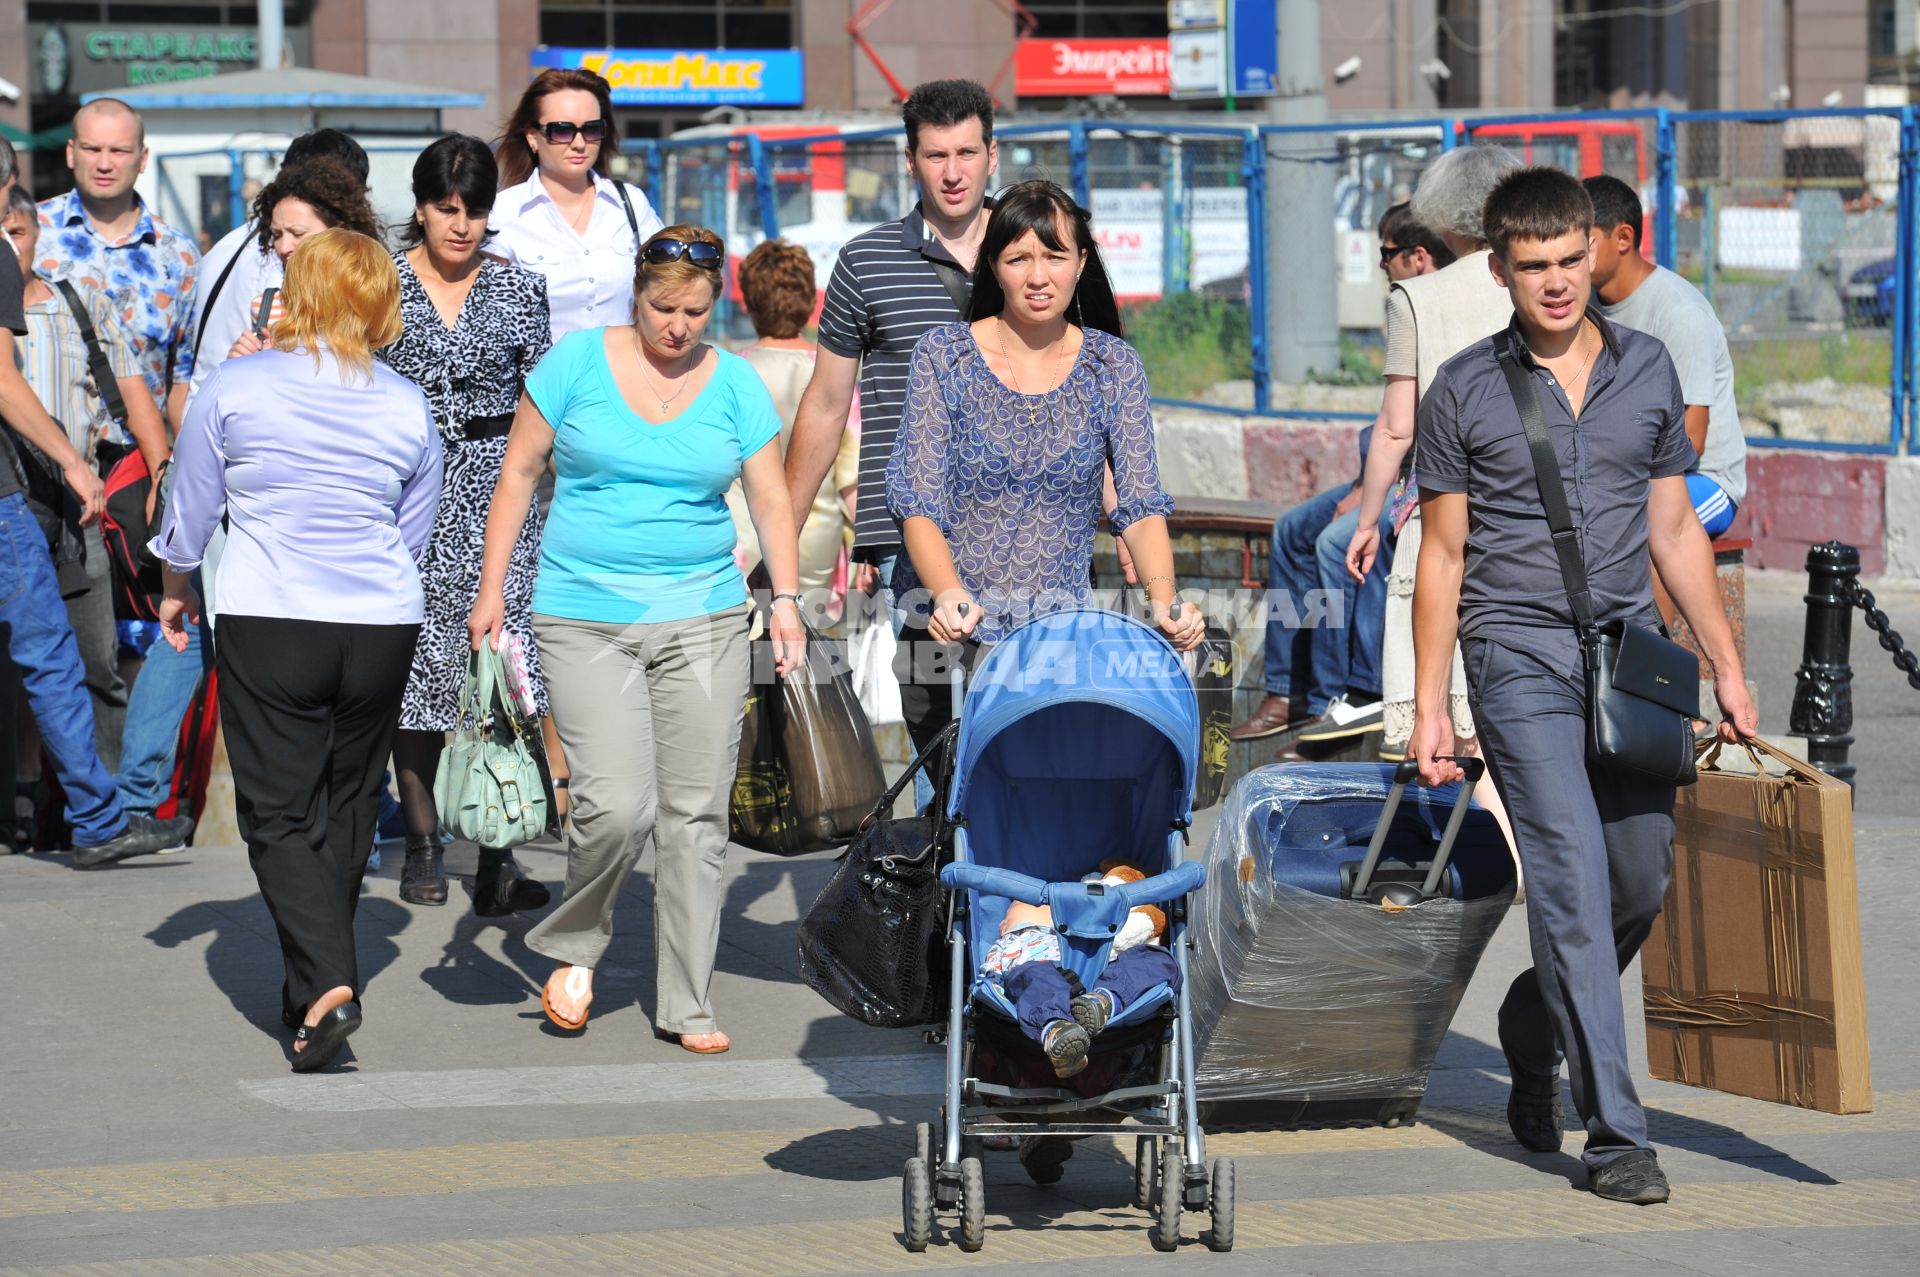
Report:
36,98,198,436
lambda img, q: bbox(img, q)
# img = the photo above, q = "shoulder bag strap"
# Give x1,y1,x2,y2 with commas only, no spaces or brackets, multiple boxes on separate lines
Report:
613,181,640,240
192,244,248,362
1493,343,1598,649
54,280,129,428
926,257,972,319
253,287,279,336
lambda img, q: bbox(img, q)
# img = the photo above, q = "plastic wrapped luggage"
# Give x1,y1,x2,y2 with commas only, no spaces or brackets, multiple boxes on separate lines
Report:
1190,762,1516,1120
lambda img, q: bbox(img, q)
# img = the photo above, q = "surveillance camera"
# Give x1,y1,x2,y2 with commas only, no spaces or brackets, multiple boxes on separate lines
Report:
1334,56,1362,83
0,74,20,103
1420,59,1452,81
1822,90,1843,107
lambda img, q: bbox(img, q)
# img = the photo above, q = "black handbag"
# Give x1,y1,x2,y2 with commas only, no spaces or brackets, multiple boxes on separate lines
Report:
795,722,958,1028
1495,344,1700,786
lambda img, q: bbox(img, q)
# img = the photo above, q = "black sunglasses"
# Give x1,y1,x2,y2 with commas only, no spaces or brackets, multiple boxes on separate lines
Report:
538,119,609,145
1379,243,1417,265
643,238,724,269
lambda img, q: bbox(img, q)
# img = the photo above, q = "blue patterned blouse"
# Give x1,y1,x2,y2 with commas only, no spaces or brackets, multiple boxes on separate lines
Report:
886,322,1174,643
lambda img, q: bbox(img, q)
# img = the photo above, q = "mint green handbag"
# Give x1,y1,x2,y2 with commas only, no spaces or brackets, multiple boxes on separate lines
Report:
433,644,549,849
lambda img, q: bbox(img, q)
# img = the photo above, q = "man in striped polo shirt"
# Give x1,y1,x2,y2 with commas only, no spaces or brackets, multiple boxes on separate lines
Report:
784,78,997,605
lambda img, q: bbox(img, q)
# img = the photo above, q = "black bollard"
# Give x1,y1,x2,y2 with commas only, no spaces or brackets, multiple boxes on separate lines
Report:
1788,541,1859,785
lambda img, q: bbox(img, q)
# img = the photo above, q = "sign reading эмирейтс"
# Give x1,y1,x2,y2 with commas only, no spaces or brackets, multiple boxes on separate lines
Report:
530,47,805,107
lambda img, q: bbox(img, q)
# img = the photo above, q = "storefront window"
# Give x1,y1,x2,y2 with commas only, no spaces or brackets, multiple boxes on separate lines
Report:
542,1,795,50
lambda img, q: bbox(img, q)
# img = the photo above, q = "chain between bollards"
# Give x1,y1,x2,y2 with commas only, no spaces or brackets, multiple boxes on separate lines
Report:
1848,582,1920,690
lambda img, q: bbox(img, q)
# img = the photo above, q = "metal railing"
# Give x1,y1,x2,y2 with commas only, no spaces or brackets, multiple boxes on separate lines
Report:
152,105,1916,453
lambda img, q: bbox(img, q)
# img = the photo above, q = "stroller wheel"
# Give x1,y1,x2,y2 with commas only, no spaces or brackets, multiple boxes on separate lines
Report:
1133,1135,1159,1210
1151,1148,1183,1252
957,1156,987,1252
1205,1157,1236,1253
913,1121,933,1166
901,1157,933,1252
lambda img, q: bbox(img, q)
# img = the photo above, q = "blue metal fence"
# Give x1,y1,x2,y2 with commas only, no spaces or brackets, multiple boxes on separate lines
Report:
619,106,1915,455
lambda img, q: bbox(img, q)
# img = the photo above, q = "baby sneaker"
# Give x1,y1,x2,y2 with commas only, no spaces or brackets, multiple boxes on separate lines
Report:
1070,989,1115,1038
1042,1019,1091,1078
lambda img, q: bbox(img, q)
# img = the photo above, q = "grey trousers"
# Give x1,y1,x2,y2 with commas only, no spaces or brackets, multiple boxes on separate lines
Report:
527,605,751,1034
1464,635,1676,1171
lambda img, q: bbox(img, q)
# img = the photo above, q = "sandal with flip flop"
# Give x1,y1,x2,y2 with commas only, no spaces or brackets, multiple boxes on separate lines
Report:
291,1000,361,1073
542,965,592,1032
655,1027,730,1055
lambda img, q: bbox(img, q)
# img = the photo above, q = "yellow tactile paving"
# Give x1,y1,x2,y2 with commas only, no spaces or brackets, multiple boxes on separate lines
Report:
2,1090,1913,1222
1,1176,1915,1275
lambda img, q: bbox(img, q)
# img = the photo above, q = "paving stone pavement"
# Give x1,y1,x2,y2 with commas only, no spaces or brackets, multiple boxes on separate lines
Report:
0,575,1915,1274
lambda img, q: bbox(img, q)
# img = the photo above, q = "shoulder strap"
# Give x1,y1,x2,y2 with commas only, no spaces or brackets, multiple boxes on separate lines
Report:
253,287,279,335
192,242,249,361
927,257,971,319
613,181,639,239
54,279,129,427
1493,342,1597,645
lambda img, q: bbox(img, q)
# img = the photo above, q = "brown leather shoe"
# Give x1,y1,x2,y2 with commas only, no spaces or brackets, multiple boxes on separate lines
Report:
1230,693,1300,741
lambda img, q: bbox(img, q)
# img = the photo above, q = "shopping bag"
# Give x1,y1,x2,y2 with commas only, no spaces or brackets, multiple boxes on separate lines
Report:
1640,737,1871,1113
1187,626,1236,809
796,724,955,1027
848,616,904,727
730,619,887,856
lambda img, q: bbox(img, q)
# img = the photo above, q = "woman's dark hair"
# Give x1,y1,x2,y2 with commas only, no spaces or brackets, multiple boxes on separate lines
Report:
253,156,381,253
967,180,1122,338
495,68,619,188
283,128,369,186
397,134,500,249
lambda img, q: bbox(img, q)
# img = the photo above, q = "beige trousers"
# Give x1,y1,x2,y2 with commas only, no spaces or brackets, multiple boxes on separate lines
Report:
527,604,751,1034
1381,511,1475,749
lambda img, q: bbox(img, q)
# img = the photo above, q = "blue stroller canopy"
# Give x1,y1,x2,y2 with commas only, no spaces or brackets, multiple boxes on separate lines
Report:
948,609,1200,886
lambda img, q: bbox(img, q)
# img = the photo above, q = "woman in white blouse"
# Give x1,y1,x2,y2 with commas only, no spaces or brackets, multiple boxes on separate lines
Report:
488,68,665,338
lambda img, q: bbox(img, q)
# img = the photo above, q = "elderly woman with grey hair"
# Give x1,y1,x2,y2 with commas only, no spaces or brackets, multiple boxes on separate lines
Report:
1342,144,1524,844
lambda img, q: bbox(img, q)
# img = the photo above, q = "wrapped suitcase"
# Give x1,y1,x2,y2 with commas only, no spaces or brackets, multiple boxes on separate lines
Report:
1191,761,1516,1124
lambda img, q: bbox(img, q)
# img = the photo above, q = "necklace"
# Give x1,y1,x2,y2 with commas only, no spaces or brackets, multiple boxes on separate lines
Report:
995,319,1073,425
634,335,700,413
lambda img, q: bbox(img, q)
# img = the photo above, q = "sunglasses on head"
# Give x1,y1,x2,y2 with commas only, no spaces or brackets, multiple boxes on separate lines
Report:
1379,243,1417,265
538,119,609,145
643,238,724,269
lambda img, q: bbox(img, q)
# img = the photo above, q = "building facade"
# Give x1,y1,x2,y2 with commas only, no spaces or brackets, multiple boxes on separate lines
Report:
0,0,1902,183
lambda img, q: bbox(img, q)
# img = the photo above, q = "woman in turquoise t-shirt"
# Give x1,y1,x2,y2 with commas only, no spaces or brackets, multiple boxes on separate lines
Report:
470,225,805,1052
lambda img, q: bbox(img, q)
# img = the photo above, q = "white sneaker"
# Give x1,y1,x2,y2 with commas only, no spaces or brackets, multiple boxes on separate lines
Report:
1295,697,1386,743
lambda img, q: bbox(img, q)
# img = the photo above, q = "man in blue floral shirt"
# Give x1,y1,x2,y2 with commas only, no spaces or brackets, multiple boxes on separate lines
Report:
35,98,197,435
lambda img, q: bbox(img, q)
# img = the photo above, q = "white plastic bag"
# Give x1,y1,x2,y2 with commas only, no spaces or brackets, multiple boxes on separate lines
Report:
849,618,904,727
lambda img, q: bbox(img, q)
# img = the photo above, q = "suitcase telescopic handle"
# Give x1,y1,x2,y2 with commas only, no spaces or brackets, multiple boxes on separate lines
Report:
1349,756,1487,901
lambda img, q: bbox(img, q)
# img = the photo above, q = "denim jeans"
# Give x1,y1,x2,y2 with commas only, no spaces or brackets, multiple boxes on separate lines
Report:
0,494,124,845
116,609,210,815
1313,503,1396,701
1261,486,1347,714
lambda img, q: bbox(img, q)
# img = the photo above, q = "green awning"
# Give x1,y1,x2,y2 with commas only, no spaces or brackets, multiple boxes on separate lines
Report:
0,122,75,150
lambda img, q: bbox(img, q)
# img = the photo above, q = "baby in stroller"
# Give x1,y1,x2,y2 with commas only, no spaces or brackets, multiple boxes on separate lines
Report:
979,860,1181,1079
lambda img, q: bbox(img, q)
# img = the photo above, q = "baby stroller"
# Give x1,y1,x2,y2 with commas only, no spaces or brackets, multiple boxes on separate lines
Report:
902,609,1232,1253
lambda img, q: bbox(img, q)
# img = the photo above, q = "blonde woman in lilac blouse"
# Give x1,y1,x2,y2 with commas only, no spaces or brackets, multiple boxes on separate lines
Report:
152,229,442,1073
886,181,1206,762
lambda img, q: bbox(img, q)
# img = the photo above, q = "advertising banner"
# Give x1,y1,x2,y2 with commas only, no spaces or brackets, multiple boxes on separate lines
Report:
1014,39,1171,97
531,47,805,107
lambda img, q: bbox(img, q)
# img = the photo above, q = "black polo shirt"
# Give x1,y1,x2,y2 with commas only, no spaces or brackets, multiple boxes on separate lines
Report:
0,247,30,502
816,204,972,557
1415,312,1697,669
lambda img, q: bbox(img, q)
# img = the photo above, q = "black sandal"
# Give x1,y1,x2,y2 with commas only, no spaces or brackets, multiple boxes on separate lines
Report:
291,1000,362,1073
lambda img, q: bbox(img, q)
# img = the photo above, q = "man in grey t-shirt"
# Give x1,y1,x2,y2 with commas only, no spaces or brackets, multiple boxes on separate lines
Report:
1585,176,1747,541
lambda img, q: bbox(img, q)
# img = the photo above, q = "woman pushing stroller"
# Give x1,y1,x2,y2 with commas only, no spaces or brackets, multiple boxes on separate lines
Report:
886,178,1208,749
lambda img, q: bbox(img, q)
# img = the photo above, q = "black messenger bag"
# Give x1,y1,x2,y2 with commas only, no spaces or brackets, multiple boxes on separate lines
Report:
1494,344,1700,787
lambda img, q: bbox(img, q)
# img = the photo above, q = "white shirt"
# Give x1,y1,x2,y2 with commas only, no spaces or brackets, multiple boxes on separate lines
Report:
187,219,281,401
487,170,665,339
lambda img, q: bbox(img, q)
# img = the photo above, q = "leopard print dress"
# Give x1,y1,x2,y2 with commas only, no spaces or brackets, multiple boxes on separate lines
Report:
378,252,552,731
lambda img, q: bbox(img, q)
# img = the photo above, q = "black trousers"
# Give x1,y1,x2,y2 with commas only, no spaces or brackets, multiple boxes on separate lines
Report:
895,619,983,764
218,615,419,1017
